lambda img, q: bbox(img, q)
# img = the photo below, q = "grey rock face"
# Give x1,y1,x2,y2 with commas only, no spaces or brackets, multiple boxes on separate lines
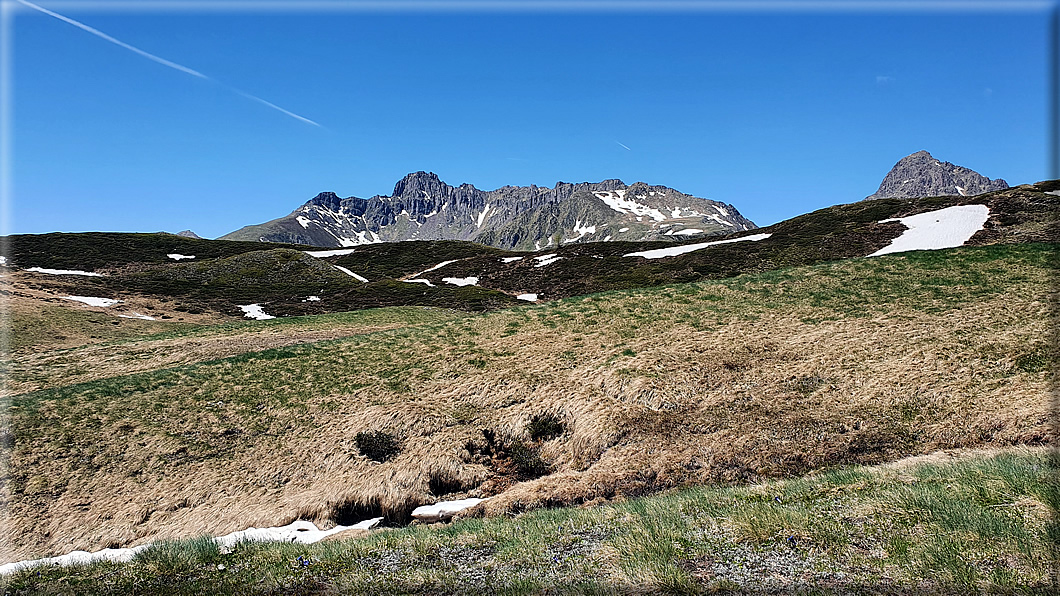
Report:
175,230,202,239
866,150,1008,200
222,172,756,250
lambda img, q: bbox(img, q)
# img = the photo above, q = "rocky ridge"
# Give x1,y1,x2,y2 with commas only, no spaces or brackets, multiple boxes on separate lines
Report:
865,150,1008,200
221,172,756,250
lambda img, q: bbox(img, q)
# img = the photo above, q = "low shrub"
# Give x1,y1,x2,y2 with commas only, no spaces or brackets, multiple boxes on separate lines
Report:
355,430,401,462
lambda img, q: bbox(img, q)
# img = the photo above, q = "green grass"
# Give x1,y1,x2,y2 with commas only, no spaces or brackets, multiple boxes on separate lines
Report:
3,448,1054,594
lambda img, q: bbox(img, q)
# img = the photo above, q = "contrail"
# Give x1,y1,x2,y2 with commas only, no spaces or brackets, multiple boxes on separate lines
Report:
616,141,631,151
16,0,321,127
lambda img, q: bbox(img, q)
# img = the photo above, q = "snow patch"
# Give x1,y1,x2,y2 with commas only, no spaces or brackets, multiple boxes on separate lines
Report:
296,215,312,229
0,256,6,266
334,265,369,283
442,276,479,287
592,190,666,221
64,296,121,307
419,260,457,275
167,254,195,260
239,304,275,320
303,296,321,302
305,248,356,258
26,267,101,277
868,204,990,257
404,279,435,287
624,233,773,259
0,518,383,576
672,228,704,235
501,257,523,263
618,227,630,233
411,498,486,523
117,312,155,321
714,205,729,217
477,204,492,228
516,293,538,302
533,254,563,268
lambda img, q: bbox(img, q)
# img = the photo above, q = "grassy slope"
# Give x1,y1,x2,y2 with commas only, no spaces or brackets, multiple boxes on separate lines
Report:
2,448,1056,594
1,243,1054,570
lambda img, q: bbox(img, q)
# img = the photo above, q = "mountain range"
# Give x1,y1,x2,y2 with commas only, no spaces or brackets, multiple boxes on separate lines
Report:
220,172,756,250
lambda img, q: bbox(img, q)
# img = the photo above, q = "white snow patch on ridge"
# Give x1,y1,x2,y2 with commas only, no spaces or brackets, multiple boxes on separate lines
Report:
334,265,368,283
868,204,990,257
501,256,523,263
443,276,479,287
118,312,156,320
64,296,120,307
517,293,538,302
416,260,457,276
592,190,666,222
624,233,772,259
404,279,434,287
305,248,356,257
239,304,275,320
477,204,492,228
26,267,101,277
533,254,563,268
167,254,195,260
296,215,312,229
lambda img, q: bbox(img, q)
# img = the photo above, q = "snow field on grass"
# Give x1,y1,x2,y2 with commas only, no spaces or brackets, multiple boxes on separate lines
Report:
333,265,369,283
410,498,487,523
533,254,563,268
403,279,434,287
501,257,523,263
117,313,156,321
417,260,457,276
63,296,121,307
239,304,275,320
26,267,102,277
868,204,990,257
624,233,772,259
0,518,383,576
442,277,479,287
517,293,538,302
304,248,356,258
167,254,195,260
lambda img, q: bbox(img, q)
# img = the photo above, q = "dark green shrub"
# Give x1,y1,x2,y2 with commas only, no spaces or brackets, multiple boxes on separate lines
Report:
526,413,566,442
508,440,550,479
355,430,401,462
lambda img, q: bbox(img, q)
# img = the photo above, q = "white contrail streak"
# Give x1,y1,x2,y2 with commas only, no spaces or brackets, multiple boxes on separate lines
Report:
616,141,631,151
16,0,321,127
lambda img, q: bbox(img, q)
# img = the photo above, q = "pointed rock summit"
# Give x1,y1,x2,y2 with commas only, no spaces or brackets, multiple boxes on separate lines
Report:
866,150,1008,200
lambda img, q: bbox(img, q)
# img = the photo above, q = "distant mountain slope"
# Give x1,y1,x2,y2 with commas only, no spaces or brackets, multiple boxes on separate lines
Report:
6,181,1057,325
220,172,756,250
865,150,1009,200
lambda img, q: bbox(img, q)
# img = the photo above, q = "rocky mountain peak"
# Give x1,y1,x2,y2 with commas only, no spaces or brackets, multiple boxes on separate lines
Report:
307,191,344,210
392,171,454,201
866,150,1008,200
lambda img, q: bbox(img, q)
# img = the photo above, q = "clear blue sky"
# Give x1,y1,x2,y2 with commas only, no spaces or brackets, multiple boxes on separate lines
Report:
7,2,1054,238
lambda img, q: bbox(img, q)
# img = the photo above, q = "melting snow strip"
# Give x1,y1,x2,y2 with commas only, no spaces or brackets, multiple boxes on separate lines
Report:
442,276,479,287
26,267,102,277
868,204,990,257
239,304,275,320
305,248,356,257
411,498,487,523
623,233,772,259
416,260,457,276
167,254,195,260
333,265,369,282
516,293,538,301
63,296,121,307
0,518,383,576
500,256,523,263
117,312,156,320
403,279,434,287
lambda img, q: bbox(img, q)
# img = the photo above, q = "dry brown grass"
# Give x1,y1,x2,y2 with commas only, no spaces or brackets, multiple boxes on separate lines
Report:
1,246,1053,563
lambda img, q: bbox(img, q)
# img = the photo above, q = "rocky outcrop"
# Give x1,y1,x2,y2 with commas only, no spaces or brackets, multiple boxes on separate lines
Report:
866,150,1008,201
221,172,756,250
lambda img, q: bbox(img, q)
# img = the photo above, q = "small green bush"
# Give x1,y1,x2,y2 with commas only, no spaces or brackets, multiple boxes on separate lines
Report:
355,430,401,462
526,413,566,442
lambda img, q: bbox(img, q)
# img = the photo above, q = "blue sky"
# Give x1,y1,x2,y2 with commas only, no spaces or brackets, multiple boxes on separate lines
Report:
6,1,1054,238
